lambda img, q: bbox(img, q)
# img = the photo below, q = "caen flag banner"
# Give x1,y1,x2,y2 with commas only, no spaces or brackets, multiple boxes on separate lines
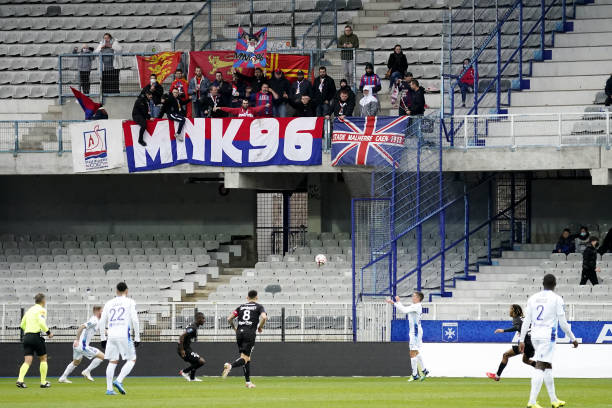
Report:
266,53,310,82
123,117,324,172
188,51,252,81
136,52,183,88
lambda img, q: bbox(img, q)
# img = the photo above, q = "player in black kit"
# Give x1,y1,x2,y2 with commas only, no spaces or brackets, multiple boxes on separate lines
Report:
177,312,206,382
222,290,267,388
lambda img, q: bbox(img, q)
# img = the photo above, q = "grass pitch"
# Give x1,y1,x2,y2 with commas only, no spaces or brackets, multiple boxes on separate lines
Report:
1,377,611,408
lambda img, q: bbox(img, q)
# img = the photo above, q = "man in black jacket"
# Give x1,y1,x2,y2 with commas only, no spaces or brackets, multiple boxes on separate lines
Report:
159,88,187,140
332,89,354,118
605,74,612,107
408,79,425,116
335,78,355,107
202,86,227,118
132,90,152,147
212,71,232,108
290,70,313,102
288,95,316,117
267,69,291,117
581,236,600,285
312,66,337,117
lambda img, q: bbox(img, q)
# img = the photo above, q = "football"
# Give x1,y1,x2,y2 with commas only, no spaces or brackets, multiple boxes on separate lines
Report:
315,254,327,266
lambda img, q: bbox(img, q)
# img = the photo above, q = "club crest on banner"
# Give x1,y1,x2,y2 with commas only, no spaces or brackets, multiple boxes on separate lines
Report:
442,322,458,342
83,124,108,169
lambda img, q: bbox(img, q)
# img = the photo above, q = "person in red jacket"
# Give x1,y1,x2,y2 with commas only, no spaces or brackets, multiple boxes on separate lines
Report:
458,58,475,108
216,98,269,118
170,68,192,117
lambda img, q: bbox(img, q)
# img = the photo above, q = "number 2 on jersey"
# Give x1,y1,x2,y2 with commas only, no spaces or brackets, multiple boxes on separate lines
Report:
109,307,125,322
536,305,544,320
242,310,251,321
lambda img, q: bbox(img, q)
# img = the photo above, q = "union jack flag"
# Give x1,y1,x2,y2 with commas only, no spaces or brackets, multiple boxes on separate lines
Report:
331,116,408,167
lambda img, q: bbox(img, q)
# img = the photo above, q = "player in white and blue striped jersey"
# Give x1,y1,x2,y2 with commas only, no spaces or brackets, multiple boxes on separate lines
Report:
58,305,105,383
386,291,429,382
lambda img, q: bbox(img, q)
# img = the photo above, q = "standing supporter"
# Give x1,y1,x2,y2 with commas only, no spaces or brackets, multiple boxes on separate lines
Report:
290,70,313,102
597,228,612,255
235,67,266,93
140,74,164,118
267,69,291,117
250,83,276,117
159,89,187,141
605,74,612,107
230,72,248,107
581,236,600,286
203,86,227,118
217,98,269,117
386,45,408,90
188,66,210,118
359,63,381,96
73,44,94,94
359,85,379,117
288,95,316,117
398,72,415,116
335,78,356,107
95,33,122,94
132,90,152,147
212,71,233,108
458,58,475,108
338,25,359,85
408,79,426,116
312,66,337,117
332,89,355,118
170,68,191,117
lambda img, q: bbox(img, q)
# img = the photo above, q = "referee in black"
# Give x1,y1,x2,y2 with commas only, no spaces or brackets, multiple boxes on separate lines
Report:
17,293,53,388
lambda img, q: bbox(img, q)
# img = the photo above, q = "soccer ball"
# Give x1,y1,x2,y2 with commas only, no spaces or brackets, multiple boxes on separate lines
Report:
315,254,327,266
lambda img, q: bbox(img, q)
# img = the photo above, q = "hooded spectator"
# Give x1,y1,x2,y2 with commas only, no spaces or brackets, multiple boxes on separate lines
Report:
332,89,355,118
554,228,576,255
288,95,316,117
359,63,381,95
73,44,94,94
267,69,291,117
459,58,475,108
335,78,356,106
312,66,337,117
188,66,211,118
387,44,408,89
359,85,379,117
132,90,152,147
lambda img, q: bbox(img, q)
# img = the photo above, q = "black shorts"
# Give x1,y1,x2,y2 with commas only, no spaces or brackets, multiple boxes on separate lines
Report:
23,333,46,356
236,330,256,357
178,347,202,364
512,335,535,359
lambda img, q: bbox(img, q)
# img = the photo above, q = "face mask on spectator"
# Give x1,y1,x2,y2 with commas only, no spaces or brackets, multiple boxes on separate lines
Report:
150,78,157,85
580,232,587,237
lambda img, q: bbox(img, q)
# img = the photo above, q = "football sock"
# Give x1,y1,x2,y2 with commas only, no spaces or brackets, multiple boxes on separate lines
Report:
243,362,251,383
528,369,545,405
411,357,418,376
232,358,246,368
106,362,117,391
496,362,507,377
84,357,103,373
17,362,30,382
189,361,204,380
416,354,426,371
39,361,48,384
61,362,77,379
116,360,135,383
543,369,557,402
183,366,193,374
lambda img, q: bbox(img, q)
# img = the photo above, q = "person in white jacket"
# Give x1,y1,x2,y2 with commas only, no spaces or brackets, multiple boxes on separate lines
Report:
94,33,122,71
99,282,140,396
386,292,429,382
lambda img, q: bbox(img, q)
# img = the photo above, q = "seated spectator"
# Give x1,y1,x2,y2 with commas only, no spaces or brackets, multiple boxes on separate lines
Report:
170,68,191,117
581,236,600,286
386,44,408,89
458,58,475,108
73,44,94,94
290,70,313,103
598,228,612,255
606,74,612,107
202,86,226,118
132,90,152,147
250,83,276,117
407,79,425,116
188,66,210,118
575,226,590,253
212,71,233,108
217,98,268,117
230,72,248,107
335,78,355,106
159,89,187,141
267,69,291,117
554,228,576,255
359,85,379,117
288,95,316,117
312,66,337,117
332,89,355,118
359,63,381,96
235,67,267,93
140,73,164,118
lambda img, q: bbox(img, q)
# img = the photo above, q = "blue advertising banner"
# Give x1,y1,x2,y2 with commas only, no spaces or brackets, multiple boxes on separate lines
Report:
391,320,612,344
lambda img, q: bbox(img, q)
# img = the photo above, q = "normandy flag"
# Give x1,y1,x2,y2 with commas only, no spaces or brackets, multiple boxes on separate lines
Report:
136,52,183,88
266,53,310,82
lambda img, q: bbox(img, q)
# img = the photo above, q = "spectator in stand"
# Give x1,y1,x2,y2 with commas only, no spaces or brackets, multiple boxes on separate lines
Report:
359,63,381,96
335,78,356,107
73,44,94,94
140,73,164,118
170,68,190,117
288,95,316,117
398,72,414,116
188,66,210,118
290,70,313,102
407,79,426,116
95,33,122,94
217,98,269,118
575,226,590,253
230,72,247,107
312,66,337,117
581,236,600,285
267,69,291,117
132,90,152,147
244,86,254,105
554,228,576,255
250,83,276,117
605,74,612,107
91,106,108,120
212,71,232,108
203,86,226,118
359,85,379,117
235,67,266,93
332,89,355,118
338,25,359,86
458,58,475,108
598,228,612,255
159,89,187,141
386,45,408,90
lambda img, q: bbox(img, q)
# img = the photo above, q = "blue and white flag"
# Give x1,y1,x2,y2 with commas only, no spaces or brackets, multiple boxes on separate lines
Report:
331,116,408,167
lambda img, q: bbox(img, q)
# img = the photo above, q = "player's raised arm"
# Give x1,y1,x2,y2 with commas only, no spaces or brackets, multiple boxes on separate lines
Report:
387,296,419,314
557,298,578,347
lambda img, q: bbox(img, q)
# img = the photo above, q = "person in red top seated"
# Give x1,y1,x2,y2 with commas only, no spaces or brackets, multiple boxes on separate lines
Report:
216,98,269,118
459,58,475,108
170,68,192,117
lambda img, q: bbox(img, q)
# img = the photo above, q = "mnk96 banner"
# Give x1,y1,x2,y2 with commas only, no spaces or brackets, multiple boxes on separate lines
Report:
123,117,324,172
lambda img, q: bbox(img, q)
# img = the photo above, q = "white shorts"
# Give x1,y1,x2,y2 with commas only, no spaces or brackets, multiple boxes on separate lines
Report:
410,335,423,351
105,338,136,361
532,338,556,364
73,345,101,361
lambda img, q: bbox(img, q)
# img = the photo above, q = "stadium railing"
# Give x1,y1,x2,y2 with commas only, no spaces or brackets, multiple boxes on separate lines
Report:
1,112,610,155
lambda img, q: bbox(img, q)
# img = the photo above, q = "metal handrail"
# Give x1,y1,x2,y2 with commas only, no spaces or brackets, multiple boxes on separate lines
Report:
300,0,338,50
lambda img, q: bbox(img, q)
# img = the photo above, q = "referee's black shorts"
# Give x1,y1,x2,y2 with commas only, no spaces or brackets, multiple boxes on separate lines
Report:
23,333,46,356
236,329,256,357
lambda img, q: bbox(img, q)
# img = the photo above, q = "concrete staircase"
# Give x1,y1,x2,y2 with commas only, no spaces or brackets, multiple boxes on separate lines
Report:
183,267,245,301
